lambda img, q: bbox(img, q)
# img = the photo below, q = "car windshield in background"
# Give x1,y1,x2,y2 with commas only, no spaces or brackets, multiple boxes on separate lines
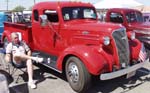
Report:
62,7,97,21
126,12,143,23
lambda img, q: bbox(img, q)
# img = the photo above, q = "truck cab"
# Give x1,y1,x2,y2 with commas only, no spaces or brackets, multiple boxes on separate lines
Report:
105,8,150,49
2,2,147,93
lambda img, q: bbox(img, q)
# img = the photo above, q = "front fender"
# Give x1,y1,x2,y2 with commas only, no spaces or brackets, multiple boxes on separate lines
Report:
57,45,113,75
1,30,11,43
129,39,142,60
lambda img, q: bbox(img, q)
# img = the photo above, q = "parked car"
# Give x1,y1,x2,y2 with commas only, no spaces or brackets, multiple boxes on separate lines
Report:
0,12,7,37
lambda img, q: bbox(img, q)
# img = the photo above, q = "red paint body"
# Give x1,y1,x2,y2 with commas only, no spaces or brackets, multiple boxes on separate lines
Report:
2,2,142,76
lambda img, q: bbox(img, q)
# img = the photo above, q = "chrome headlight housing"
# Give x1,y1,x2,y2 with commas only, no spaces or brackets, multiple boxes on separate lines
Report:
103,36,110,45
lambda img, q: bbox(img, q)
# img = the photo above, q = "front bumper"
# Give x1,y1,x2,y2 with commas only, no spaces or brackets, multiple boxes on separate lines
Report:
100,60,148,80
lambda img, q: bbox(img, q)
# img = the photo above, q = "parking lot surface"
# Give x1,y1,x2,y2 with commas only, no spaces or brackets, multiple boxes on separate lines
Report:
0,55,150,93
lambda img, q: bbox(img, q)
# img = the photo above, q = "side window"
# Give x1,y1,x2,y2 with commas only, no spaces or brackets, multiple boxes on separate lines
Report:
44,10,59,22
110,12,123,23
33,10,39,21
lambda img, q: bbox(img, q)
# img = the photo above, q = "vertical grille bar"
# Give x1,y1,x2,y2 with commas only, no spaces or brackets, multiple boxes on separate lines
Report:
112,28,130,68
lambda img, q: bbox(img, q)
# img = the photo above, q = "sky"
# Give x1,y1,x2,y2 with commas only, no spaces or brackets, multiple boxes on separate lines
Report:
0,0,149,10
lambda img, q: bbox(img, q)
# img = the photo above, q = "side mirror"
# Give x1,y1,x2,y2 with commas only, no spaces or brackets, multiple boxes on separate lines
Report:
40,15,47,26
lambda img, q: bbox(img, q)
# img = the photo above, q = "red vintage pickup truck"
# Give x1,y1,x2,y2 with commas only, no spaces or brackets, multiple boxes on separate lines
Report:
105,8,150,51
2,1,147,93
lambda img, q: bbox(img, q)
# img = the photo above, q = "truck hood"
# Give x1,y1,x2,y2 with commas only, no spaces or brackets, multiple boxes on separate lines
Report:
64,20,124,35
128,22,150,30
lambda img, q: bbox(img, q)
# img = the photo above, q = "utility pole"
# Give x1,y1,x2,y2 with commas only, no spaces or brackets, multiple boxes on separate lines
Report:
34,0,36,4
6,0,9,11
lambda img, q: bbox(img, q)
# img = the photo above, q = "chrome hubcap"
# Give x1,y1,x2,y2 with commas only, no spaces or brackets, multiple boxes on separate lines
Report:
67,62,79,83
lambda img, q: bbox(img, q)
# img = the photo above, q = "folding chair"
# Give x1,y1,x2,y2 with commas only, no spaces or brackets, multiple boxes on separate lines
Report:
0,49,8,70
0,49,27,83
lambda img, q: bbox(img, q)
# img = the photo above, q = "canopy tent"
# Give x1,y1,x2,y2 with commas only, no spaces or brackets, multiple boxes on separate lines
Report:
133,6,150,13
94,0,143,9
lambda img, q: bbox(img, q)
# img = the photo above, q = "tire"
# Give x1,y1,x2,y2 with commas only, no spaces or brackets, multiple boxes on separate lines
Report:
144,43,150,61
65,56,91,93
145,48,150,61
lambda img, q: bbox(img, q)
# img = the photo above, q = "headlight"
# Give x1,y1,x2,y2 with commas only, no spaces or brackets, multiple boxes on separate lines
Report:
103,36,110,45
131,32,135,40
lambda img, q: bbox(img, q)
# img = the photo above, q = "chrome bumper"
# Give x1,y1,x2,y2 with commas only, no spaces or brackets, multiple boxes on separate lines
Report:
100,61,147,80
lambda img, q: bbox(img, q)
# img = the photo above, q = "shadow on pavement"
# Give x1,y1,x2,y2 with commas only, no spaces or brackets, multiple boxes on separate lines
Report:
33,67,58,85
34,63,150,93
0,64,58,93
9,83,29,93
2,61,147,93
87,67,150,93
34,63,64,80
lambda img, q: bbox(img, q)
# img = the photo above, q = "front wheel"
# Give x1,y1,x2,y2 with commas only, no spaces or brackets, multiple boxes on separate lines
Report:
65,56,91,93
144,43,150,61
145,48,150,61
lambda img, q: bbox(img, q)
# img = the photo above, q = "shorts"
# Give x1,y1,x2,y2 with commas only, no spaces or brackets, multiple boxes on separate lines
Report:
12,55,27,68
12,61,26,68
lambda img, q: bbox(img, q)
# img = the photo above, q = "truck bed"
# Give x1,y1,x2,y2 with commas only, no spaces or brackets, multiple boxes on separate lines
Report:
4,21,32,28
3,22,32,45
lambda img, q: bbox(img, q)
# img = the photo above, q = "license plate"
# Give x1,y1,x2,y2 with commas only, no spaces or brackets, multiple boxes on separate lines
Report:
126,71,136,78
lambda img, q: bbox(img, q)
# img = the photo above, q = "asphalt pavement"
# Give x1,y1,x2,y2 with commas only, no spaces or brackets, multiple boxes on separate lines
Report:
0,54,150,93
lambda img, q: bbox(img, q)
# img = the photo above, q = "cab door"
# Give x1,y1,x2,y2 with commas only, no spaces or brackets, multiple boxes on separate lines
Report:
32,9,60,55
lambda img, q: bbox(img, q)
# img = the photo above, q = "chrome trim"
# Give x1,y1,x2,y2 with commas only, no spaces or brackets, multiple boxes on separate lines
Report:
40,63,62,73
100,61,147,80
137,36,150,44
82,31,89,35
134,30,150,35
121,36,127,40
67,62,79,83
112,28,130,67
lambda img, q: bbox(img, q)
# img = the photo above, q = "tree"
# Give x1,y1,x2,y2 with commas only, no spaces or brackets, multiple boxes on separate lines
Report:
12,6,26,12
28,6,33,11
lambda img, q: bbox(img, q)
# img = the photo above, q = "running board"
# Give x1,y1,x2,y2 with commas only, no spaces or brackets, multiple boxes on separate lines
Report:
32,51,62,73
40,62,62,73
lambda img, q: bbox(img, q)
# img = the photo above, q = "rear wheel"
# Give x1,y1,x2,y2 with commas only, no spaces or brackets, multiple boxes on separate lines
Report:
65,56,91,93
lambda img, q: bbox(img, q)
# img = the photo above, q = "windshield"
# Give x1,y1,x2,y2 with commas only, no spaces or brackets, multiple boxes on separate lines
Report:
126,11,143,23
62,7,97,21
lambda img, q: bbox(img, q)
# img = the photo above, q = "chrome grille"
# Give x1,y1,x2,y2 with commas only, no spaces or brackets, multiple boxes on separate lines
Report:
112,28,130,68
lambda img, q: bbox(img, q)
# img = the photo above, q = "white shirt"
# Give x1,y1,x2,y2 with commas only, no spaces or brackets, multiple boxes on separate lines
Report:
6,41,30,62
